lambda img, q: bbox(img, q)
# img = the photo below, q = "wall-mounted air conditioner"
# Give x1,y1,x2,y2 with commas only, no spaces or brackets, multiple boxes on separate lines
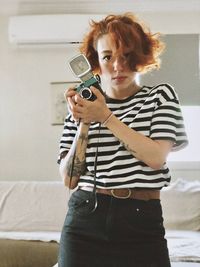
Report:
8,14,105,45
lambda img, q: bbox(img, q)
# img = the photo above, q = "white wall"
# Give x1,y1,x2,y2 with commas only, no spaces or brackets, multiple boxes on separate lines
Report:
0,11,200,181
140,12,200,34
0,15,79,181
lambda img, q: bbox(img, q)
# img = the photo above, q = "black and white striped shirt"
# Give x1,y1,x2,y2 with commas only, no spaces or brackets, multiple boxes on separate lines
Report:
58,84,188,189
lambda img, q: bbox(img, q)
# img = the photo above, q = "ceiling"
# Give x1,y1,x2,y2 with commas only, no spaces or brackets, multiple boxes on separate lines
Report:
0,0,200,16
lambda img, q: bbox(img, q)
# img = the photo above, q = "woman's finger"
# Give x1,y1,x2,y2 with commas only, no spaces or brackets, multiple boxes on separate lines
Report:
67,97,75,110
64,87,77,100
90,86,104,100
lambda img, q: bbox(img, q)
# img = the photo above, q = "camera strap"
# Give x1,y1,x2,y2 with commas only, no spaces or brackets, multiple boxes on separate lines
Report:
89,122,101,212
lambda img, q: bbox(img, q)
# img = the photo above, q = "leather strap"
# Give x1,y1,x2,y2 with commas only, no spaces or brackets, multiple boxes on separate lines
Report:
80,186,160,200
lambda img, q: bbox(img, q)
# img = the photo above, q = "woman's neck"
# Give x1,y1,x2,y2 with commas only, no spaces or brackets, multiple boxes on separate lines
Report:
106,83,141,100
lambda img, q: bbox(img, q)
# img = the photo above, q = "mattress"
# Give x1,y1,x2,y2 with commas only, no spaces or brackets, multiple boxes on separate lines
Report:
166,230,200,263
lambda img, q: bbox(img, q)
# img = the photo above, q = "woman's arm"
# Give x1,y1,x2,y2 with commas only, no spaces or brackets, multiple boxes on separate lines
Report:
73,87,173,170
104,114,173,170
59,122,90,189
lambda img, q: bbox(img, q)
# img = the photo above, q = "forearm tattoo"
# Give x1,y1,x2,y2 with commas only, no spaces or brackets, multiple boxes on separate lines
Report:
79,133,88,145
67,155,86,177
119,139,136,154
65,122,89,178
67,125,89,177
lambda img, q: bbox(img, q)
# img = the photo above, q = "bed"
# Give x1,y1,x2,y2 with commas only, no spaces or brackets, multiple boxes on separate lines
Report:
0,179,199,267
161,178,200,266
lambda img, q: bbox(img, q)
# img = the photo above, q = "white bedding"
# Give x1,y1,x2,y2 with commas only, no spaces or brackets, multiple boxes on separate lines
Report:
0,181,68,232
166,230,200,263
0,231,61,242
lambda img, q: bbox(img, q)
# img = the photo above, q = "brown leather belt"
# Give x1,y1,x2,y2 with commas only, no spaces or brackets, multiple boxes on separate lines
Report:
80,186,160,201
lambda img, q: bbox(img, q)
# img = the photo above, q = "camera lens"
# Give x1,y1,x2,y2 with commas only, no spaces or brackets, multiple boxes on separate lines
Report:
80,87,93,100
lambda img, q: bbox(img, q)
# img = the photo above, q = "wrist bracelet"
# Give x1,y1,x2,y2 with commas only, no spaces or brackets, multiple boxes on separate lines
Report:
102,113,114,126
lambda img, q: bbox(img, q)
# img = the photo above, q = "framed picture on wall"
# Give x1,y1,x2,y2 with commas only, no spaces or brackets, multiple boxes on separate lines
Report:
50,81,80,125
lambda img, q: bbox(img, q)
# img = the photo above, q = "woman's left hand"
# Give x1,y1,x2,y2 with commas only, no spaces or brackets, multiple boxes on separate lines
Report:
73,86,111,124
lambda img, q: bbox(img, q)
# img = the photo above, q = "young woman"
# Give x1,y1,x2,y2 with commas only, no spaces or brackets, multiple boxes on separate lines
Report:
57,13,188,267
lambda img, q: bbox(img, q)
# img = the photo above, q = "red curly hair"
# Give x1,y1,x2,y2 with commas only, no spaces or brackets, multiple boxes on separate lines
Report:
80,13,165,74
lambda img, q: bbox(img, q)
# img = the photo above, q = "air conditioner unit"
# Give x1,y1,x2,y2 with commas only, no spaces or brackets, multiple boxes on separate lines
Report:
8,14,105,45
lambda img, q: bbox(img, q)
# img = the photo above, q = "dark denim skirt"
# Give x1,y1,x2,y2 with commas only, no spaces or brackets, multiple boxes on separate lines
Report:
58,189,171,267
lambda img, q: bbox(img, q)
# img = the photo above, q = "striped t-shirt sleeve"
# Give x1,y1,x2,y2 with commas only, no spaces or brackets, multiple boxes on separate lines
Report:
57,115,77,164
150,84,188,151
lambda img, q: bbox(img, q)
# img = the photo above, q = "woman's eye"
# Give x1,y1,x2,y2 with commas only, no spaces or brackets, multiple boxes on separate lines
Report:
103,55,112,61
124,53,130,59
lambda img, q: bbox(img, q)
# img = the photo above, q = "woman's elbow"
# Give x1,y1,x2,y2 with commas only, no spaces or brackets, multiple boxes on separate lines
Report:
147,158,166,170
64,176,80,189
60,171,79,189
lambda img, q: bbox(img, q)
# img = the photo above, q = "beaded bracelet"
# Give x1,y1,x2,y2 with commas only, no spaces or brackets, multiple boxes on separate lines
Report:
102,113,114,126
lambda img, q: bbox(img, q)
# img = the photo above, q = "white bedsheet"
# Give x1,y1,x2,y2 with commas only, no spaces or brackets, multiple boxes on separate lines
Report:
166,230,200,263
0,231,61,242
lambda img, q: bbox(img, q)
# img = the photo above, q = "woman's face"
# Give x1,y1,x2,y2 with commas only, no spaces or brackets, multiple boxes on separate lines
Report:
96,34,137,94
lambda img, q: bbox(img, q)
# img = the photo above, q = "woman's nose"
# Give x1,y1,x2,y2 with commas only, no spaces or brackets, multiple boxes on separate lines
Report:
113,57,124,71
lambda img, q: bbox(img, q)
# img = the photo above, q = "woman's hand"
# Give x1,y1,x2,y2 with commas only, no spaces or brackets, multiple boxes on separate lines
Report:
64,87,80,122
66,86,111,124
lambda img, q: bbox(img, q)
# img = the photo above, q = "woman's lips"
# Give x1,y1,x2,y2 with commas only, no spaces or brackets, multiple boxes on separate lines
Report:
112,76,127,82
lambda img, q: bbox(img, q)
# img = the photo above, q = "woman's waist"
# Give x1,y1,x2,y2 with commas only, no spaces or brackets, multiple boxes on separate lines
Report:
79,186,160,200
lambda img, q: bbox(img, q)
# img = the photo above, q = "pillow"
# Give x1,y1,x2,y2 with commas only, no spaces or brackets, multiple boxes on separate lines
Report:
161,178,200,231
0,181,68,231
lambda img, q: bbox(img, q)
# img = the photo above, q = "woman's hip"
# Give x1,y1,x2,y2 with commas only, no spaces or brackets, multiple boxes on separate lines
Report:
63,189,166,242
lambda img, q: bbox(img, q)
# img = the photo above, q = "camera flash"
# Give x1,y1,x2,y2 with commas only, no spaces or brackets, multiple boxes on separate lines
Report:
69,54,91,78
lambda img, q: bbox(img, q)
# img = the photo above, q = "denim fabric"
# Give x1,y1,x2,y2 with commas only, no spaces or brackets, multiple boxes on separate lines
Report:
58,189,171,267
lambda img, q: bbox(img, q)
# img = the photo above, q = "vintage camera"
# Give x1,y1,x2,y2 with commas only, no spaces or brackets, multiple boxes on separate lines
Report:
68,54,104,101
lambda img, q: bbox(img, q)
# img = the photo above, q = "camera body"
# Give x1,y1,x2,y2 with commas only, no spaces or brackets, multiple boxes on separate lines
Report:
75,75,102,101
68,54,104,101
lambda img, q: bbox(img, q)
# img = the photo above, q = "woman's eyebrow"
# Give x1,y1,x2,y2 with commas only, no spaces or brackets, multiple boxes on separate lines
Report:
100,50,112,54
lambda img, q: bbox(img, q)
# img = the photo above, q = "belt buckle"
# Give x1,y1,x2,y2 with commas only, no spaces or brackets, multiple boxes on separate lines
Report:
110,188,132,199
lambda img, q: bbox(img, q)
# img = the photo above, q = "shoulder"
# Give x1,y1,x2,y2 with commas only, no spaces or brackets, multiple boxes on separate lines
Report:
64,113,74,123
142,83,180,108
148,83,178,101
63,114,77,130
